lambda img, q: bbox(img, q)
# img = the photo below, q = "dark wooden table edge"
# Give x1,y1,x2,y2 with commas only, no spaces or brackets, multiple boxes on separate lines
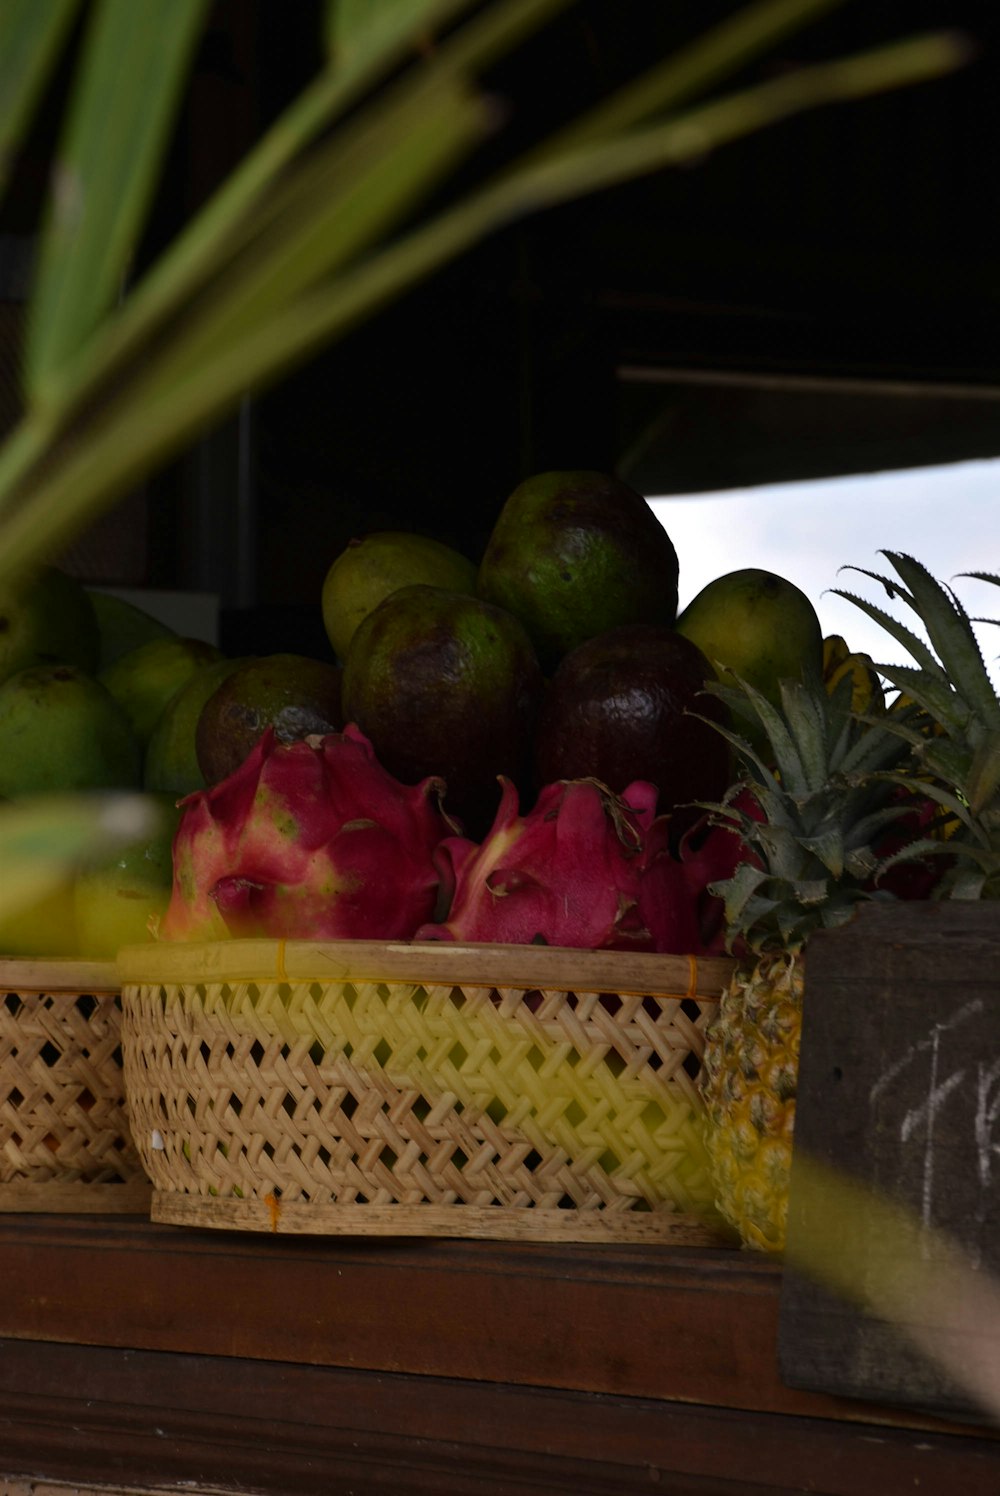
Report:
0,1213,994,1435
2,1341,1000,1496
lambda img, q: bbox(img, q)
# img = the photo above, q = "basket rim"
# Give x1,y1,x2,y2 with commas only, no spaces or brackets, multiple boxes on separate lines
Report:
115,938,734,998
0,956,119,992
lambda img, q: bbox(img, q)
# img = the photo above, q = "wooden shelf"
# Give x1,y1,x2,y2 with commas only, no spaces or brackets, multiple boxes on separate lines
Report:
1,1215,999,1493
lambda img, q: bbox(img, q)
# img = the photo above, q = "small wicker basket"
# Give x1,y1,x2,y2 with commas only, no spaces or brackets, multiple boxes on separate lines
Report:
0,958,152,1212
118,939,735,1243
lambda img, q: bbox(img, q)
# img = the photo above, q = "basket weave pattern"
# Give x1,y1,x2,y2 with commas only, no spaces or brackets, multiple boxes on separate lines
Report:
122,971,719,1227
0,982,144,1189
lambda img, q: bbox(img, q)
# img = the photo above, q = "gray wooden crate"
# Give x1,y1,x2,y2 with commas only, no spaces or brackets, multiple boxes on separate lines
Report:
779,902,1000,1425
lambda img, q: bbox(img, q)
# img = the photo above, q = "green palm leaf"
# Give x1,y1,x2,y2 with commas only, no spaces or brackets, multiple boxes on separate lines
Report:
0,11,965,586
25,0,209,399
329,0,450,67
0,0,81,202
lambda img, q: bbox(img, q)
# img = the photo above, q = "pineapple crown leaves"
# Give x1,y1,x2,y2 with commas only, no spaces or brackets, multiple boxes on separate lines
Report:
699,670,913,796
832,554,1000,899
959,569,1000,644
833,552,1000,733
692,670,916,955
699,672,845,797
709,834,878,957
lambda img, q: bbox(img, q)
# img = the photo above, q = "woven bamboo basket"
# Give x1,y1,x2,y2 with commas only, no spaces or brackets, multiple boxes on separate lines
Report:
117,940,736,1242
0,958,152,1212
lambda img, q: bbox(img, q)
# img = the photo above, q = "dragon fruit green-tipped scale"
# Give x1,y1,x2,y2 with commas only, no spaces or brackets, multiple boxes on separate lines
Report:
159,724,459,943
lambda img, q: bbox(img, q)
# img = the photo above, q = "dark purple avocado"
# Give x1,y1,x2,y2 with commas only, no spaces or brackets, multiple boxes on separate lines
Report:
533,623,732,844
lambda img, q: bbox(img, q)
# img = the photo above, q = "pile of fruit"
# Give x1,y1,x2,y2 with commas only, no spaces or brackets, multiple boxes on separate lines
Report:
0,569,221,958
0,469,834,961
5,474,997,1259
154,468,843,953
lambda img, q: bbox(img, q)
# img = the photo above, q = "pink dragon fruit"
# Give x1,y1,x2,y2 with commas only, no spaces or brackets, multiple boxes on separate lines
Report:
415,775,704,953
159,724,458,942
671,787,765,955
632,808,712,956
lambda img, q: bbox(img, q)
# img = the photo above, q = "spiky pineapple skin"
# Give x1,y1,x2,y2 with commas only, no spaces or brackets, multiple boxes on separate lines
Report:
700,952,803,1253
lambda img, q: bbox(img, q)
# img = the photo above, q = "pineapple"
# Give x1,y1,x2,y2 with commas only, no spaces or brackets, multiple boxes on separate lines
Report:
697,668,916,1252
833,552,1000,899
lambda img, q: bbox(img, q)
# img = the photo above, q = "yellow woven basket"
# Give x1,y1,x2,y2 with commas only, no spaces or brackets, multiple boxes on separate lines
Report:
117,940,736,1243
0,958,152,1212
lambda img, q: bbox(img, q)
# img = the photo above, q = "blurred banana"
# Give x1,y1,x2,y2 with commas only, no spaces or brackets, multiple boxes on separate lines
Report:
822,635,885,714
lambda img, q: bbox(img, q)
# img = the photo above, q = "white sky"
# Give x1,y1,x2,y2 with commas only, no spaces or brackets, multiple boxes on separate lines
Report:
649,457,1000,688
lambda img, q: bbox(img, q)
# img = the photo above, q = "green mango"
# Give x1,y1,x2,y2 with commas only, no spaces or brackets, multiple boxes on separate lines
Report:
0,663,142,797
0,565,100,687
88,589,176,670
99,635,223,746
322,531,476,663
675,568,824,758
144,654,253,796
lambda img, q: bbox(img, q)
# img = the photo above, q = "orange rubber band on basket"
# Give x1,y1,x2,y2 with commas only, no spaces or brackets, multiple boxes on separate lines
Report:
686,954,699,998
275,940,288,982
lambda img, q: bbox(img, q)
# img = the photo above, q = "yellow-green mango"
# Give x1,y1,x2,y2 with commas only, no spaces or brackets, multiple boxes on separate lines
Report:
675,568,824,755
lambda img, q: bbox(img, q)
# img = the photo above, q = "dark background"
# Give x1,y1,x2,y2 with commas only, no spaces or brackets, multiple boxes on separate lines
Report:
2,0,998,654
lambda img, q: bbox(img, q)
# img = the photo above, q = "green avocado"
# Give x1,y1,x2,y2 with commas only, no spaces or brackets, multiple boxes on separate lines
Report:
342,583,543,836
195,653,344,785
533,624,732,837
476,470,679,674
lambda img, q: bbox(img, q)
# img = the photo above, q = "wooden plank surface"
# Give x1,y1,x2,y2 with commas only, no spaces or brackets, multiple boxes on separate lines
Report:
780,902,1000,1422
0,1180,150,1214
0,1339,999,1496
0,1211,996,1493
